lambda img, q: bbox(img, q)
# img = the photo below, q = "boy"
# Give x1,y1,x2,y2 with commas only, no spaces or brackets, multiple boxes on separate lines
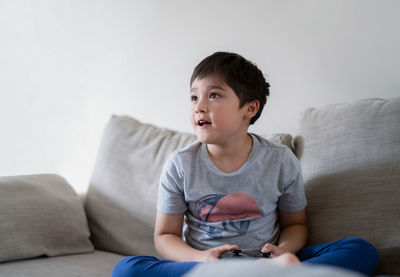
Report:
113,52,378,277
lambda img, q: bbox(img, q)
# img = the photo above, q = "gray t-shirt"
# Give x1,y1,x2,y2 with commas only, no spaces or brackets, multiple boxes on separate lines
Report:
157,133,307,255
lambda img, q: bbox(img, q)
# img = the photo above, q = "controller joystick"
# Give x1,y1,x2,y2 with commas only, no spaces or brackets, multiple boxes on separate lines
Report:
231,249,242,256
260,252,271,258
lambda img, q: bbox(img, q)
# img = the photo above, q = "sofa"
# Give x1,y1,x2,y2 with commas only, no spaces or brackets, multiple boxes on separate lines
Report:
0,97,399,277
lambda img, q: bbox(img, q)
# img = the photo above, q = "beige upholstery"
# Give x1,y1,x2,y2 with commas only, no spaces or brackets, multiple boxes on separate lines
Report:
294,98,400,274
0,250,123,277
0,174,94,263
84,116,197,257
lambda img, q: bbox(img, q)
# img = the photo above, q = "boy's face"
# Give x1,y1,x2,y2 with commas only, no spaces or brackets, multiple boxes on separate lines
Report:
189,75,253,145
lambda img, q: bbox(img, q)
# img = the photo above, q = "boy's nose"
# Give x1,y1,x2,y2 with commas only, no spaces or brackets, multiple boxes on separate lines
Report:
195,99,208,113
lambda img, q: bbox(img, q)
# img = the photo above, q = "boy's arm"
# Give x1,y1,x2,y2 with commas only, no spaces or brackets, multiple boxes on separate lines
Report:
261,209,308,256
154,212,237,262
277,209,308,253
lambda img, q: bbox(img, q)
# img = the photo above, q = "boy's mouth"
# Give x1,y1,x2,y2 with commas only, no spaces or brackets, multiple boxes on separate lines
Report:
197,120,211,127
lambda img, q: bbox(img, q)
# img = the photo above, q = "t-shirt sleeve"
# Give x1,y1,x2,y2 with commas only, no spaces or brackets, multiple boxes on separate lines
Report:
277,149,307,212
157,152,188,214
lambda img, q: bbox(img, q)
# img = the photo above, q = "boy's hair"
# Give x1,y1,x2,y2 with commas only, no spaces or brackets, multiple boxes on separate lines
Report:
190,52,270,125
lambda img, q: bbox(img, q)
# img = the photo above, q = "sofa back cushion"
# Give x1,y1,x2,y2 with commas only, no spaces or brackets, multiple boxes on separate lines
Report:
0,174,94,263
84,115,294,257
294,98,400,274
84,116,197,257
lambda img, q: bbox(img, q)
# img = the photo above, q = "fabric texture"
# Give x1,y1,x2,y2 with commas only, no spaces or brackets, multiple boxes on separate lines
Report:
0,174,94,263
112,256,198,277
84,115,294,257
0,250,123,277
157,134,306,253
298,237,378,276
84,115,197,257
294,97,400,275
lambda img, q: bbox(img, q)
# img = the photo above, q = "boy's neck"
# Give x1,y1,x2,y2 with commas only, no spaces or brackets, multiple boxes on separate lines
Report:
206,133,253,173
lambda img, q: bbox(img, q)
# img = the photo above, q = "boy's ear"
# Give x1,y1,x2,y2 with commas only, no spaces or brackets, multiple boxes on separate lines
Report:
243,100,260,120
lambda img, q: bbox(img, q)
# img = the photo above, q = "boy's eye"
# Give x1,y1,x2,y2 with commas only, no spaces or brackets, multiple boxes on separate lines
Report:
210,93,219,99
190,95,198,102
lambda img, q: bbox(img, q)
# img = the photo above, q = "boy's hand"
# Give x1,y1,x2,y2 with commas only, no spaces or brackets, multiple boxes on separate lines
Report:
261,243,289,258
200,244,238,261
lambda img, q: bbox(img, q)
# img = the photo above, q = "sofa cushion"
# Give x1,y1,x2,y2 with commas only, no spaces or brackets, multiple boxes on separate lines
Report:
84,115,197,257
0,174,94,263
294,98,400,275
0,250,123,277
84,115,294,257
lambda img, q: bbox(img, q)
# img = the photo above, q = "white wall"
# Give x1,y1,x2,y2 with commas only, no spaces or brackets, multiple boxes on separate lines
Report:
1,0,399,193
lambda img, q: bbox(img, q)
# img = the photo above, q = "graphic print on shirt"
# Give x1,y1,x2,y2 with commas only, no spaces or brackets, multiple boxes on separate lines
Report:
194,192,260,238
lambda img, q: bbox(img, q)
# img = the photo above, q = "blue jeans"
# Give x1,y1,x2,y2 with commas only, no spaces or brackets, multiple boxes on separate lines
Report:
112,237,378,277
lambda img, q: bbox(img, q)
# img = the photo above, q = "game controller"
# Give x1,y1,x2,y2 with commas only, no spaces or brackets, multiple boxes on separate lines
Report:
230,249,242,257
259,251,271,258
230,249,271,258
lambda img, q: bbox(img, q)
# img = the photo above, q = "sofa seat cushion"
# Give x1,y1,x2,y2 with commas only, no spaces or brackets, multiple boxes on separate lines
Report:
84,115,295,257
0,174,94,263
294,98,400,275
0,250,124,277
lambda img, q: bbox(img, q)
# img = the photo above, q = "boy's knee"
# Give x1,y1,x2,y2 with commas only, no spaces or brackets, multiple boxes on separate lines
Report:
112,257,134,277
343,237,378,264
112,256,159,277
